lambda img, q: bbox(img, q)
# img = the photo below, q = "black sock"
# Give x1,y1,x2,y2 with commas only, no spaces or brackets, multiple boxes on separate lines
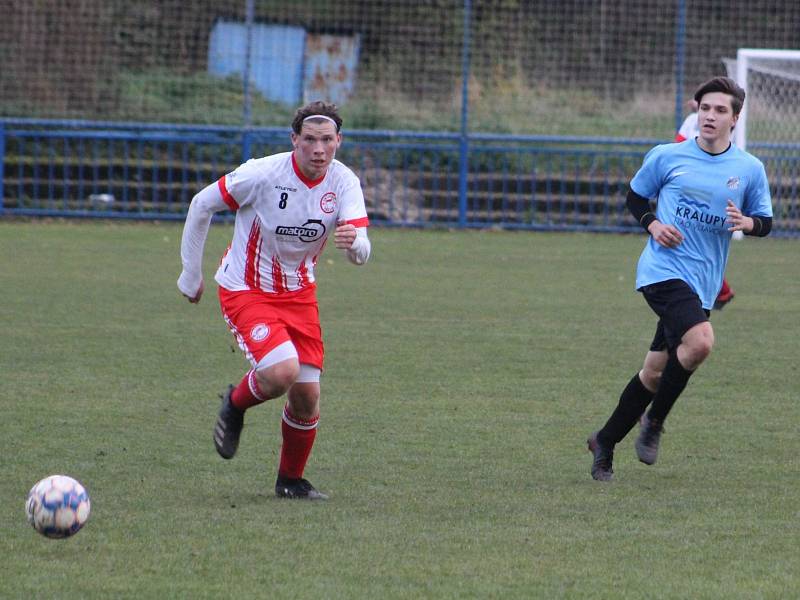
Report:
597,373,655,446
647,350,694,422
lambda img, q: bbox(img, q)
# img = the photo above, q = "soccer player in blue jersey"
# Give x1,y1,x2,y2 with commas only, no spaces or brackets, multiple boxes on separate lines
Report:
587,77,773,481
676,98,736,309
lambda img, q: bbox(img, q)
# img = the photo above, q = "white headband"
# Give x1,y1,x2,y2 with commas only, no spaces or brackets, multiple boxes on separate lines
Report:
303,114,339,129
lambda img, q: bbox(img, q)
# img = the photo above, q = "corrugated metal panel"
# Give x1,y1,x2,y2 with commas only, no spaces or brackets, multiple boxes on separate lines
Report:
303,34,360,105
208,21,305,105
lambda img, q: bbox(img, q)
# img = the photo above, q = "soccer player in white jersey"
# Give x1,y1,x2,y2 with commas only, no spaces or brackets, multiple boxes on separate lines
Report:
675,99,700,144
587,77,773,481
675,98,736,309
178,101,371,499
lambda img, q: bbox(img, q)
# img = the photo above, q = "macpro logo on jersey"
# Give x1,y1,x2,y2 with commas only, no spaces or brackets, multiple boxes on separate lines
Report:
275,219,326,242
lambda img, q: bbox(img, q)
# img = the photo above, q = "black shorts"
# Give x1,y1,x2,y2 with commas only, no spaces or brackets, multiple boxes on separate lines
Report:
639,279,710,352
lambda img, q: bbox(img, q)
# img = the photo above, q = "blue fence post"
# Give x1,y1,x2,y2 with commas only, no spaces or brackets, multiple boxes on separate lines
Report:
457,0,472,228
243,0,254,129
0,121,4,214
242,129,252,162
674,0,687,132
241,0,255,162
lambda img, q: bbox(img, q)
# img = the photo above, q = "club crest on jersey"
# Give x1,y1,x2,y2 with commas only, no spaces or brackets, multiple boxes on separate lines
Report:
320,192,337,214
727,177,739,190
250,324,270,342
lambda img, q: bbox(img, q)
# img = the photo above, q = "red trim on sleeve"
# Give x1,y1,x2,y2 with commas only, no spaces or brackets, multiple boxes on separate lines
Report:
218,176,239,211
343,217,370,228
291,152,326,189
674,133,687,142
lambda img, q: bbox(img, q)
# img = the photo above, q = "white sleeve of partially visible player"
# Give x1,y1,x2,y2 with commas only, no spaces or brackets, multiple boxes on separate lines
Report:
677,113,698,141
177,182,229,297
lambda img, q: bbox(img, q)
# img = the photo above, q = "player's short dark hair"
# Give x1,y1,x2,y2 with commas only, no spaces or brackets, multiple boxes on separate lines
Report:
292,101,342,134
693,77,746,116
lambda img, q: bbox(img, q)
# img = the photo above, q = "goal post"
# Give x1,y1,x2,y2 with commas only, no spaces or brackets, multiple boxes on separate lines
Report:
723,48,800,237
726,48,800,151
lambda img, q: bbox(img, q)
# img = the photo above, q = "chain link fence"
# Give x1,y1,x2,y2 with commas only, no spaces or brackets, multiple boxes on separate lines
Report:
1,0,798,233
2,0,798,136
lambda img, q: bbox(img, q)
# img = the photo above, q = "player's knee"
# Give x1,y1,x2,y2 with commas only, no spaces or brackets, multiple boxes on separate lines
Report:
687,340,713,365
640,367,662,392
697,337,714,359
677,341,712,371
254,360,300,398
289,393,320,420
683,326,714,365
640,351,668,392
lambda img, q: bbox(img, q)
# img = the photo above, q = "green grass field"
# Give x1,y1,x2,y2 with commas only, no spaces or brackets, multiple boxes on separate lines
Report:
1,221,798,599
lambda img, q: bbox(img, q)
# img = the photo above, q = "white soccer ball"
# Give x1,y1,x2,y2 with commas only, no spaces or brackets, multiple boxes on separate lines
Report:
25,475,91,539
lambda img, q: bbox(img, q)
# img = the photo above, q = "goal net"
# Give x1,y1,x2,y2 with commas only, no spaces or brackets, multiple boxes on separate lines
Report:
723,49,800,151
723,49,800,233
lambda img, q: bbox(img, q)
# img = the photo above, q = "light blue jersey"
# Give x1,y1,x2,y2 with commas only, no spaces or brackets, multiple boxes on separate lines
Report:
632,139,772,309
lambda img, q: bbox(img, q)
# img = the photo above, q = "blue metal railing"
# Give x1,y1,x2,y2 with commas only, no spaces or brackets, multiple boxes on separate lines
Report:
1,118,797,236
0,121,4,213
3,0,797,235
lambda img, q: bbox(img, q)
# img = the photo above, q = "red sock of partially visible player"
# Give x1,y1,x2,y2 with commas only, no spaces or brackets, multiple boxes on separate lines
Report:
278,404,318,479
230,370,268,411
719,278,732,296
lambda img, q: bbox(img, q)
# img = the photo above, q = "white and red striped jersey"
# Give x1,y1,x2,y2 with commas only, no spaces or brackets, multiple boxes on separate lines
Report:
675,113,699,142
212,151,369,294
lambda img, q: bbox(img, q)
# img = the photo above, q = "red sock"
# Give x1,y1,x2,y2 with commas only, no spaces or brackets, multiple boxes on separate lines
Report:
719,278,732,296
230,370,268,411
278,405,318,479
